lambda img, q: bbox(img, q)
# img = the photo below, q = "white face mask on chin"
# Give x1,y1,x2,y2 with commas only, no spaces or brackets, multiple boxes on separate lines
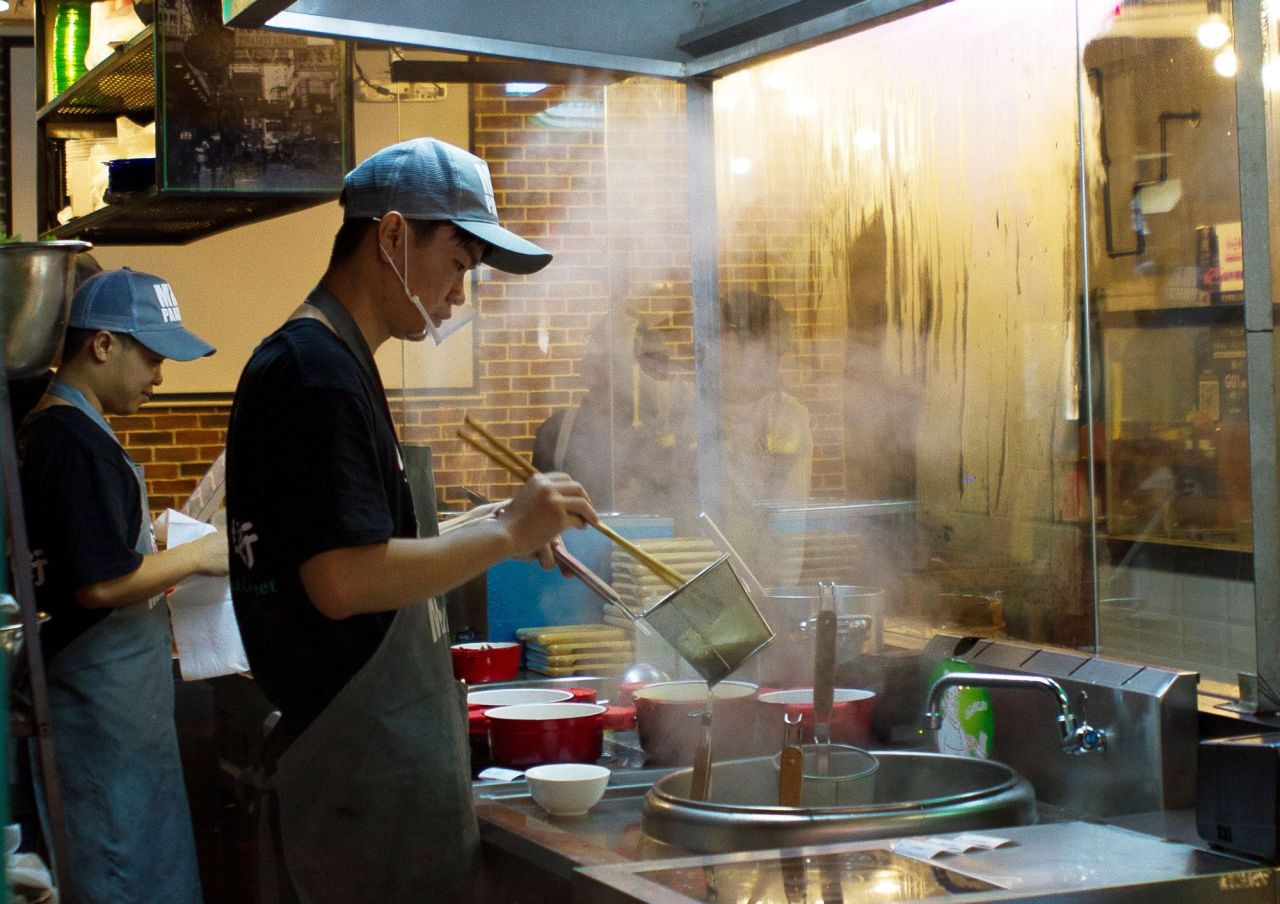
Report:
378,213,478,346
379,212,441,345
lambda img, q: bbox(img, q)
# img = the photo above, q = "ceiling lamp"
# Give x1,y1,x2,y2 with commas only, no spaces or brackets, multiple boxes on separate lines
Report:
533,99,604,128
1198,1,1230,49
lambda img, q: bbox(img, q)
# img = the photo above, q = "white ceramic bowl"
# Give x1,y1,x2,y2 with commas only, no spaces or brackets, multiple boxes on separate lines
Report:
467,688,574,708
524,763,611,816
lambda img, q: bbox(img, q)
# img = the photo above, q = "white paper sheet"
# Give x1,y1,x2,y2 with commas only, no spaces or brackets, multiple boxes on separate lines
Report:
164,510,249,681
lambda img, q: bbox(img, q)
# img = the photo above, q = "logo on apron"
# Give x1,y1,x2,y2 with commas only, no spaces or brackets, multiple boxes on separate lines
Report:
427,598,448,644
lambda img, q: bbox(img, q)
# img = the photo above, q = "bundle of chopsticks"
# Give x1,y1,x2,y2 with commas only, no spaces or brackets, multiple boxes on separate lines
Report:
456,414,688,590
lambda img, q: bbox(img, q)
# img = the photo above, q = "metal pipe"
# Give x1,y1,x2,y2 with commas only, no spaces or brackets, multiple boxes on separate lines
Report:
923,671,1106,755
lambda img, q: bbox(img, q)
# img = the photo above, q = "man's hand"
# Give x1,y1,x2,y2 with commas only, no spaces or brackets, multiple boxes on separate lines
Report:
499,473,597,567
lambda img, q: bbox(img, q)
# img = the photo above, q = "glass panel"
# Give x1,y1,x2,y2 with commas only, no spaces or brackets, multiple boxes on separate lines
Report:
1081,0,1255,685
158,0,348,192
711,0,1089,681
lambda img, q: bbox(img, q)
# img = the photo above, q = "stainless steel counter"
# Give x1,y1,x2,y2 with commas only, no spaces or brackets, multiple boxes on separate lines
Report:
473,745,1274,902
470,676,1273,902
572,821,1273,903
475,776,1272,904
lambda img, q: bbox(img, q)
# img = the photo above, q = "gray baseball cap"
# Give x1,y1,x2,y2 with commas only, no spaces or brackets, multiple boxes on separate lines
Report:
69,268,215,361
342,137,552,275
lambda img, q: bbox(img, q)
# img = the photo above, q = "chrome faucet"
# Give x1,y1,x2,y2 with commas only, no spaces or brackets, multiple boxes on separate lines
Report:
923,672,1107,755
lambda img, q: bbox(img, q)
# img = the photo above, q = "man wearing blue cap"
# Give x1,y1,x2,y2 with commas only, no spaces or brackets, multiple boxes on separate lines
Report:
18,267,228,903
226,137,597,902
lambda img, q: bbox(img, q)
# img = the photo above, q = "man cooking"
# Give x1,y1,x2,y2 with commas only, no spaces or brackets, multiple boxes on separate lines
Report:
18,267,226,903
719,289,813,588
225,137,598,903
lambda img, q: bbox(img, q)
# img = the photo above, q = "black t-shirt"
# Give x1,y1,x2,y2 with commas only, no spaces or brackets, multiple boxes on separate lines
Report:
226,317,417,736
18,405,144,661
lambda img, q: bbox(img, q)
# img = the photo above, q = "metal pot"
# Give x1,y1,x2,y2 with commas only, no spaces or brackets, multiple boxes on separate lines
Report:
450,641,521,683
757,688,876,748
467,688,573,738
484,702,605,769
755,585,883,687
633,680,761,766
0,594,50,684
0,241,92,377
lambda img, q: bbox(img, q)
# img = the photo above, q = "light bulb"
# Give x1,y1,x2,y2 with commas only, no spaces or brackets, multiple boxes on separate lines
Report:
729,156,752,175
1198,14,1231,49
1265,60,1280,91
1214,48,1238,77
0,1,10,13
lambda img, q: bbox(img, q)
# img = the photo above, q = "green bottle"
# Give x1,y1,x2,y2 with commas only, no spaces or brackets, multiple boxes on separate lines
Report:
52,0,92,96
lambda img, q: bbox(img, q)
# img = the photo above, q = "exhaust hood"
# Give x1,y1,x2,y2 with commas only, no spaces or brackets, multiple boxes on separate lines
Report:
224,0,942,77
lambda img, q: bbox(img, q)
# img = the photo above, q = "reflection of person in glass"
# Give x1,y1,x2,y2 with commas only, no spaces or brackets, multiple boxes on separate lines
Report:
533,314,694,515
719,290,813,588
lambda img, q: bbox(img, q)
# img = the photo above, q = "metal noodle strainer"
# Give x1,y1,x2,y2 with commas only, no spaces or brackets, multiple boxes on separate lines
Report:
639,555,775,686
454,416,774,684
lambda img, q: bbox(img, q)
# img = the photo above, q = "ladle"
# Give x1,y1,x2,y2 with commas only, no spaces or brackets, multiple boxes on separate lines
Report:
777,710,804,806
813,582,838,776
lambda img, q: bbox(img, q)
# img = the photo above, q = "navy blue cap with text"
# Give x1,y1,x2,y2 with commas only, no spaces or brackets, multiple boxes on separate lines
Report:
69,268,215,361
342,137,552,276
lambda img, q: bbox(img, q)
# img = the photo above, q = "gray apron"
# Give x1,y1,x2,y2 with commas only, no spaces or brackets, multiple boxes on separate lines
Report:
41,380,203,904
260,291,479,903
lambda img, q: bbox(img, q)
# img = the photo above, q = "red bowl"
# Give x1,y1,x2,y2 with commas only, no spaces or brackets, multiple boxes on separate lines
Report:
466,688,574,736
451,642,521,683
757,688,876,747
485,702,606,769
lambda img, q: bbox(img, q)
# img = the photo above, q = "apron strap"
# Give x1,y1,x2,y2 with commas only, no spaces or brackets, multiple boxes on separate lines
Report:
292,287,406,478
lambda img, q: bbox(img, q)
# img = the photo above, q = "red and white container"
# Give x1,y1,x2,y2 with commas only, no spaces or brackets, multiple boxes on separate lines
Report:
485,702,606,769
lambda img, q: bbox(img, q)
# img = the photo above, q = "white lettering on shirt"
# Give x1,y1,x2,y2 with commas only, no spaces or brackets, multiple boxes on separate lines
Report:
232,519,259,570
29,549,47,588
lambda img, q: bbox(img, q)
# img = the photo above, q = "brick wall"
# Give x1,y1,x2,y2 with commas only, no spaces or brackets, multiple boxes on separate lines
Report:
119,76,847,518
399,79,700,511
108,406,228,516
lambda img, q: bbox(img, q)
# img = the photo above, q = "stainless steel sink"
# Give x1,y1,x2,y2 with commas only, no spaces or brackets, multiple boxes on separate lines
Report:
642,750,1036,854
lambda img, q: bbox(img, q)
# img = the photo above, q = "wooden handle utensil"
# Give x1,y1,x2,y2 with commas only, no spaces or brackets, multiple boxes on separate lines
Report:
813,582,838,777
457,414,688,589
778,711,804,807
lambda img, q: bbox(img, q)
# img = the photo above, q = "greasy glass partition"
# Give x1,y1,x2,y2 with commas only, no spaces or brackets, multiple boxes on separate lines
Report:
703,0,1260,688
710,0,1093,660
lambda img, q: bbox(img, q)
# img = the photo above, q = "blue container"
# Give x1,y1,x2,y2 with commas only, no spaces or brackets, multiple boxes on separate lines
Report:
105,158,156,194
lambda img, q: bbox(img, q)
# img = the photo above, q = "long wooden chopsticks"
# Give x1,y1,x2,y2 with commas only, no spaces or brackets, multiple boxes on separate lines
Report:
457,414,688,590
